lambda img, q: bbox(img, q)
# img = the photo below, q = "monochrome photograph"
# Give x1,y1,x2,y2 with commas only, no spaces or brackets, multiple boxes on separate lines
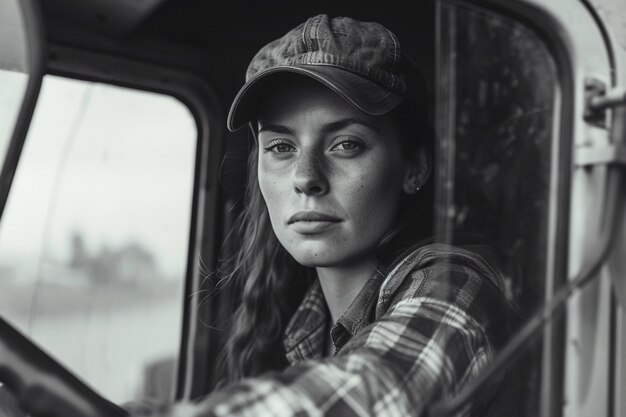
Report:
0,0,625,416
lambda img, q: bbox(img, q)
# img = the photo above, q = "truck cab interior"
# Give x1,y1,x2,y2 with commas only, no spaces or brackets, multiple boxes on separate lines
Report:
1,0,625,416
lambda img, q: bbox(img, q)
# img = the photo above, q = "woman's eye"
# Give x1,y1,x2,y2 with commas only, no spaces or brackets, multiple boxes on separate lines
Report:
265,141,296,155
274,144,295,153
330,139,363,152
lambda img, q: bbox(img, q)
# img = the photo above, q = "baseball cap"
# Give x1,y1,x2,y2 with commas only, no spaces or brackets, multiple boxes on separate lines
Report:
227,14,418,132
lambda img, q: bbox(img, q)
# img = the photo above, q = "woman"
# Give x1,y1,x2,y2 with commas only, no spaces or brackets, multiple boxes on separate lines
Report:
157,13,519,417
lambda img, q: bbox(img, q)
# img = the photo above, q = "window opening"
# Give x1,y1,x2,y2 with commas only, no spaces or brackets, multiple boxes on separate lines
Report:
0,75,198,405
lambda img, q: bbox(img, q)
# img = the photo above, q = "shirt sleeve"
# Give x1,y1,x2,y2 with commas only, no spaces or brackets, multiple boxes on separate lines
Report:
161,261,511,417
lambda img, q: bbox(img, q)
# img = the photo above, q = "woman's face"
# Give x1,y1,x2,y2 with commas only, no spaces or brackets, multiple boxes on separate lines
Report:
257,78,410,267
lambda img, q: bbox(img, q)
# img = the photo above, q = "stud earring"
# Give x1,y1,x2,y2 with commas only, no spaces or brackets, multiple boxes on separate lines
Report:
414,180,421,192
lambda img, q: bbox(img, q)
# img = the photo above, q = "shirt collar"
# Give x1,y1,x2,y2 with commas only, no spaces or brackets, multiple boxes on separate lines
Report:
283,280,328,365
283,268,385,365
332,271,384,346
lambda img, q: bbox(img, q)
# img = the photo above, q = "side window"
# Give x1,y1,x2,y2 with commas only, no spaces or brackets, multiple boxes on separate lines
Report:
435,1,562,415
436,1,558,314
0,75,197,405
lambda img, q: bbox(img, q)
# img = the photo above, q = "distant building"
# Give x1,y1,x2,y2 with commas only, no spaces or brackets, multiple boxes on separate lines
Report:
69,232,159,284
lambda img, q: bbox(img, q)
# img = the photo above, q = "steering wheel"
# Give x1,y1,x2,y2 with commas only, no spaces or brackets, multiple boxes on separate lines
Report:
0,316,128,417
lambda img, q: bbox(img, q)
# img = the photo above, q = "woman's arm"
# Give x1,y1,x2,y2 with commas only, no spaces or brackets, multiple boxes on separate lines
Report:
148,260,512,417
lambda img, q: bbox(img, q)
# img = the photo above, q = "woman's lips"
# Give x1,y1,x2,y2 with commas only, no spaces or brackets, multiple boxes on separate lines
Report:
287,211,342,234
287,211,341,224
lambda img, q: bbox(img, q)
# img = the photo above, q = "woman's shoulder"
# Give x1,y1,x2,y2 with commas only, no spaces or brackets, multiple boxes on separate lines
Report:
380,242,505,296
375,242,518,345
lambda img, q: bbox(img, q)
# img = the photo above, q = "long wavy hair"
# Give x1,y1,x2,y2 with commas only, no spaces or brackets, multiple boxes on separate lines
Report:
218,94,434,383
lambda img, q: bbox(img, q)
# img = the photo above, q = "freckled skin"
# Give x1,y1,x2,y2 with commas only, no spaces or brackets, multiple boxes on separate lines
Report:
256,79,408,267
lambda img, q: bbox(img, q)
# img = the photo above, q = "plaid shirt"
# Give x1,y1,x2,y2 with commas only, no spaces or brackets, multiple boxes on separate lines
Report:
161,243,519,417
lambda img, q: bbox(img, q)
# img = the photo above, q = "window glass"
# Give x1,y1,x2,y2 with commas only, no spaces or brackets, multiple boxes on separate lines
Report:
435,2,559,414
0,75,197,405
0,70,28,155
0,0,31,164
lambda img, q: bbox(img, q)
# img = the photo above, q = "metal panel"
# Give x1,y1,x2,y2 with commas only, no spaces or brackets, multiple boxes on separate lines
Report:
588,0,626,53
584,2,626,417
508,1,616,417
40,0,167,37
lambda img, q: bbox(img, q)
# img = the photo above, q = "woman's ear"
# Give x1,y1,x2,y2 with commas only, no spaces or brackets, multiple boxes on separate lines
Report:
402,145,431,194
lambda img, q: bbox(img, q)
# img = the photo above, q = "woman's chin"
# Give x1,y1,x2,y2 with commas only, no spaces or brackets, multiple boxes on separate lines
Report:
285,243,367,268
290,252,342,268
285,244,347,267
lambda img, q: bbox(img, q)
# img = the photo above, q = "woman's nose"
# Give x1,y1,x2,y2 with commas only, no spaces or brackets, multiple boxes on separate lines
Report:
292,151,329,196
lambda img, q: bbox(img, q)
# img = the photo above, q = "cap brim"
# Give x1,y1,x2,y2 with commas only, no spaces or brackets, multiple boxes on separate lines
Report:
227,65,403,131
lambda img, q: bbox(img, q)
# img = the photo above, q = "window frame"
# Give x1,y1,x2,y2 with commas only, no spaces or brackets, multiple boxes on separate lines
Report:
0,0,45,223
576,2,626,414
20,43,226,402
435,0,576,415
